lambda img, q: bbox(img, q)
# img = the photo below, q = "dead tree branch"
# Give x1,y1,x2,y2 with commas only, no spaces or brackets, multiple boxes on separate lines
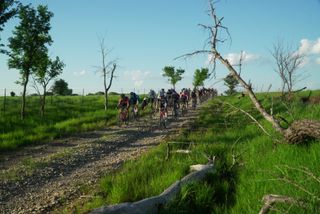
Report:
97,37,117,111
259,194,303,214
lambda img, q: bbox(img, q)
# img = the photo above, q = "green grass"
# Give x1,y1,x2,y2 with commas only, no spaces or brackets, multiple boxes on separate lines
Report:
61,90,320,213
0,95,120,151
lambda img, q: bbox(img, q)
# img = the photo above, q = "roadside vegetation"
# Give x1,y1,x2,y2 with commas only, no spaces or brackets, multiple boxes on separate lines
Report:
0,95,119,151
66,90,320,213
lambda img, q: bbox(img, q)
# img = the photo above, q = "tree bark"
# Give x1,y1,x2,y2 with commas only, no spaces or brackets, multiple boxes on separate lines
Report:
41,90,46,118
21,72,30,120
103,67,107,111
104,64,116,110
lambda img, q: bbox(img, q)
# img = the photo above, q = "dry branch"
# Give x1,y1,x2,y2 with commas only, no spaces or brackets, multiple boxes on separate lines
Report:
259,194,302,214
90,160,215,214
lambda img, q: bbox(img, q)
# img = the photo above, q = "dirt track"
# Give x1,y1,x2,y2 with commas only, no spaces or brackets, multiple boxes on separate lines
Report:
0,107,200,214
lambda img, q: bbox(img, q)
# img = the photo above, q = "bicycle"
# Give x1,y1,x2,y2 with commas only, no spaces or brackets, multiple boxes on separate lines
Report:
181,101,188,116
192,98,197,110
118,107,129,126
159,106,167,129
172,100,179,119
130,105,139,121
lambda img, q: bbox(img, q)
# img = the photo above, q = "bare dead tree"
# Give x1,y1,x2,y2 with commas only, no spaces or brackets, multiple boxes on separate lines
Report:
176,0,320,144
271,41,304,96
97,38,117,111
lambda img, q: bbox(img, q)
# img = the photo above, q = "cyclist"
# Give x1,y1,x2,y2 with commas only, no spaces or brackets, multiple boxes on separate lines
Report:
180,89,188,109
148,89,157,112
117,94,129,122
129,92,139,120
159,88,166,99
157,89,168,112
170,89,179,118
191,88,197,109
157,89,168,128
118,93,129,109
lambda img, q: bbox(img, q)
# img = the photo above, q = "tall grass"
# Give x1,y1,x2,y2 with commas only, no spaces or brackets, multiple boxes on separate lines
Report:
0,95,119,151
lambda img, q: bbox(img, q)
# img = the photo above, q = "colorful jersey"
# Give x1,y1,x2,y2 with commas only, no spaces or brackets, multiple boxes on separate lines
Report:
118,97,129,108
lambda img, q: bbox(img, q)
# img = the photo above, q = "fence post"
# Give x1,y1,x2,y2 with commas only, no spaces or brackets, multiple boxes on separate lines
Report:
81,88,84,105
3,88,6,115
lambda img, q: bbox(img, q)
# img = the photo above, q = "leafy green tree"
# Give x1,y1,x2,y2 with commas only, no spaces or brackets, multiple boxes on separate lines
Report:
51,79,72,96
8,4,53,119
193,68,210,88
33,56,65,117
223,74,239,95
162,66,185,89
0,0,20,53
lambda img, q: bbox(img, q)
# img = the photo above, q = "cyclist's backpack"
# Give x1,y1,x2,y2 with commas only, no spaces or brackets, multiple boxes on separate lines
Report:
149,90,156,98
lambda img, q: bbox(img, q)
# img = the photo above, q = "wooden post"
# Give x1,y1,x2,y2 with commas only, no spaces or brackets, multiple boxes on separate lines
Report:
81,88,84,105
3,88,6,115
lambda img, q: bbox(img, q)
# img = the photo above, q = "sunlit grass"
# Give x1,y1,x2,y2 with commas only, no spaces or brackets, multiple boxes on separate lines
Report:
0,95,119,151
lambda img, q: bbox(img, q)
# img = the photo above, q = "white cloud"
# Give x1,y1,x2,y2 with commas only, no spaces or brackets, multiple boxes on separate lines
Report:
224,51,259,65
124,70,150,88
73,70,86,76
298,38,320,55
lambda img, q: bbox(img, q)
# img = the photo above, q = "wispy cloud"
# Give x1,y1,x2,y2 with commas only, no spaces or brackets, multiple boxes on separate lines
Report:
297,38,320,55
224,51,260,65
124,70,150,88
73,70,86,76
316,57,320,65
206,51,259,66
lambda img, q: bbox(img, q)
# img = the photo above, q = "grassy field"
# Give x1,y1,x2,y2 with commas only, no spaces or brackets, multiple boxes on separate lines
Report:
0,95,119,151
69,90,320,213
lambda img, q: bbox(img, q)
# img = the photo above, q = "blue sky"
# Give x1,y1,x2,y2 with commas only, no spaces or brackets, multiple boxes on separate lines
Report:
0,0,319,95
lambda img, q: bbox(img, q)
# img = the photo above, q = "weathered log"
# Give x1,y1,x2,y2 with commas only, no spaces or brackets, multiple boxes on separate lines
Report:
90,161,215,214
285,120,320,144
259,194,302,214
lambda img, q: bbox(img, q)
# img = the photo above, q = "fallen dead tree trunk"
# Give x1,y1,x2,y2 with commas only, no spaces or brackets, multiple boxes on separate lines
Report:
90,160,215,214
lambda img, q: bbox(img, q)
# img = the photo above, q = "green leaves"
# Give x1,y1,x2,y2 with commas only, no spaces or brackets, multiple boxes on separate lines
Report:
0,0,20,53
193,68,210,88
223,74,239,95
51,79,72,96
162,66,185,89
8,4,53,73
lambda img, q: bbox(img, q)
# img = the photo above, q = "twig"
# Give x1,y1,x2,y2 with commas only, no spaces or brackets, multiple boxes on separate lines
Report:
280,165,320,185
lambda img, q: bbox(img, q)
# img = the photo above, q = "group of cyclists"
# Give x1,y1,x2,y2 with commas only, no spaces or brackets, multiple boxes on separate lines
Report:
117,87,216,127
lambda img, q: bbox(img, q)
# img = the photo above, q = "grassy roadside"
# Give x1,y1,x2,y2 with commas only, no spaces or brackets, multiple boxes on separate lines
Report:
0,95,119,151
65,90,320,213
